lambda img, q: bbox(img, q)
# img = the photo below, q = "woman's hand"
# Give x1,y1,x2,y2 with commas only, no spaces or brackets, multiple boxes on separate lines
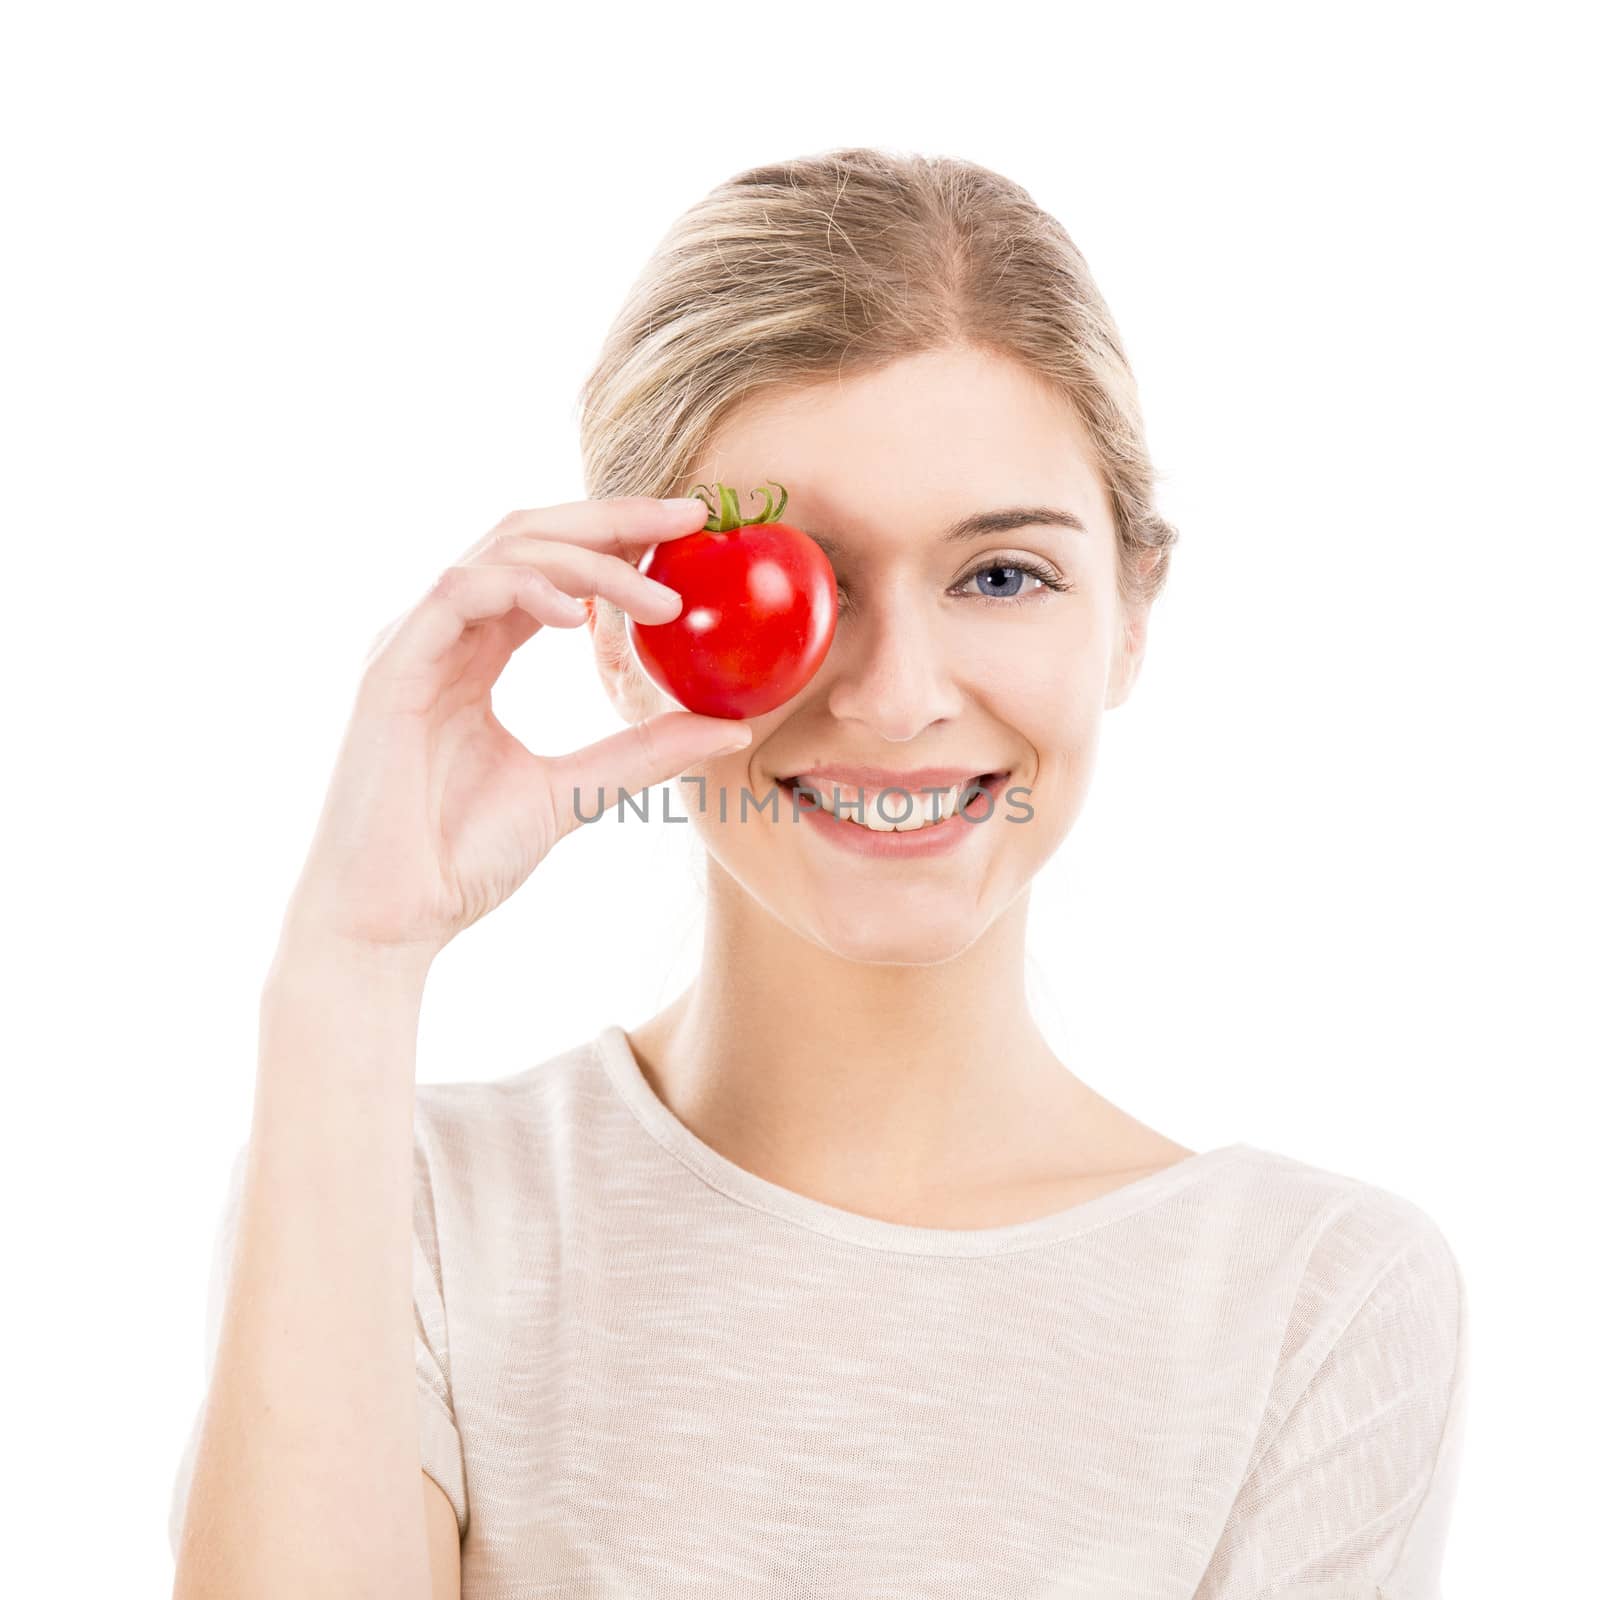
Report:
277,495,749,961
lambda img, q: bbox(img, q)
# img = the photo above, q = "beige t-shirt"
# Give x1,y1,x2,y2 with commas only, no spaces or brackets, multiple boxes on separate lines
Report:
168,1024,1469,1598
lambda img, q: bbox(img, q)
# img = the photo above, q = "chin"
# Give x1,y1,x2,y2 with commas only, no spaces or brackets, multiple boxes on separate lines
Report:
801,905,990,968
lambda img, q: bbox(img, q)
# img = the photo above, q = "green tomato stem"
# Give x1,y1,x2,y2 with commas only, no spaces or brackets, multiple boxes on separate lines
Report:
690,480,788,531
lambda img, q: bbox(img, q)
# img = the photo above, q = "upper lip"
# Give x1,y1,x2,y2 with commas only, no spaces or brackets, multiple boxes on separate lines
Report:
779,764,1006,790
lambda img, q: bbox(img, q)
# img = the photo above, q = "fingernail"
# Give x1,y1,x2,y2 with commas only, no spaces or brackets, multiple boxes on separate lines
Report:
708,729,753,756
663,497,705,512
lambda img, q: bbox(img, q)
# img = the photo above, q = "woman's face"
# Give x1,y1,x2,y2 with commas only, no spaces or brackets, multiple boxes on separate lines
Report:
596,342,1150,965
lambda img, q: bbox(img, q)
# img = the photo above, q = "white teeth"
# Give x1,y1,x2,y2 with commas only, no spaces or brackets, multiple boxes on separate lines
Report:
793,779,985,831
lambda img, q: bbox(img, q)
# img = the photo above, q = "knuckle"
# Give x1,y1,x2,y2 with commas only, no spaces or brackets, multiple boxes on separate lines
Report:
628,717,663,771
458,511,531,564
482,508,545,551
484,530,539,565
429,564,468,601
490,508,531,535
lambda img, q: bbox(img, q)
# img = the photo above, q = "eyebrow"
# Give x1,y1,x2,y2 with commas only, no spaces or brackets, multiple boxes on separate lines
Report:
803,506,1088,561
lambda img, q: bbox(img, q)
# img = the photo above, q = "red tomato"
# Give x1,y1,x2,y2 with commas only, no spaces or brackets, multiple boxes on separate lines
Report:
629,481,837,720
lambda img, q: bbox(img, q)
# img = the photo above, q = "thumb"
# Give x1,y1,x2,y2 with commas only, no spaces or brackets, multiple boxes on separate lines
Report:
544,710,754,836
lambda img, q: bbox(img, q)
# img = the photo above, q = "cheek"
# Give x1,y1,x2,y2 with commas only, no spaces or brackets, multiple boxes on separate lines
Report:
972,634,1104,750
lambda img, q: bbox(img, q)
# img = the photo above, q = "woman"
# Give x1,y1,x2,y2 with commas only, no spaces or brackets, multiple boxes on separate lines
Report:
168,147,1468,1599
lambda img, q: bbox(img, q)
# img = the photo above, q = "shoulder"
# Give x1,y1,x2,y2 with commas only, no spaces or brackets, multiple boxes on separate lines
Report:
1127,1139,1466,1333
1234,1142,1464,1290
412,1028,605,1159
1222,1144,1467,1400
408,1028,620,1236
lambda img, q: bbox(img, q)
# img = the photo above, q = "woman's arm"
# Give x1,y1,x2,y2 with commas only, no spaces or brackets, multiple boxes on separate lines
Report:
171,930,437,1599
167,494,749,1594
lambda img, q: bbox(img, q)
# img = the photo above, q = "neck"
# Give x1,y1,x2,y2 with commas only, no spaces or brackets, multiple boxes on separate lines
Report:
626,861,1095,1212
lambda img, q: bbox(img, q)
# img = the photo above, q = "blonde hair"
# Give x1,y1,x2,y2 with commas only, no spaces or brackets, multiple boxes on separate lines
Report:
578,145,1177,645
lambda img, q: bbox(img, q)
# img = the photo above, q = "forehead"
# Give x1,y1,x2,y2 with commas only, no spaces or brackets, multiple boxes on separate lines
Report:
687,345,1113,553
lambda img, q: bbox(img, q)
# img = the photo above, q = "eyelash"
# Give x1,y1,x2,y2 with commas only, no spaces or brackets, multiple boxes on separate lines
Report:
953,558,1074,606
832,558,1074,613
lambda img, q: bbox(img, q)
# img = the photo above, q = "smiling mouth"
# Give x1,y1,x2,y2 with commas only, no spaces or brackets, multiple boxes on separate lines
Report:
775,771,1009,832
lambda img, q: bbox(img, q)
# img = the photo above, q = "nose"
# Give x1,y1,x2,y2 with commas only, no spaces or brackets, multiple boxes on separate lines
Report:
823,586,964,742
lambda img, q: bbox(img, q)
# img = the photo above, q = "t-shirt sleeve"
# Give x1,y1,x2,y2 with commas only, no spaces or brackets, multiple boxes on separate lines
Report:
166,1131,471,1562
1194,1200,1470,1600
411,1125,470,1538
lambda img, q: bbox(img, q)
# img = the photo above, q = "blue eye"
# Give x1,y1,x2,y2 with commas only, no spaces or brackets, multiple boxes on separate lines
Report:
831,560,1075,613
956,560,1074,605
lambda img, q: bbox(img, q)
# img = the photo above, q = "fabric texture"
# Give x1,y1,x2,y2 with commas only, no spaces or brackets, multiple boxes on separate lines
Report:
168,1024,1468,1597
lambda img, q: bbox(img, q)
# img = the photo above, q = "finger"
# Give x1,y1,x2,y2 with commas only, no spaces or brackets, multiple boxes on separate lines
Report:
465,536,684,624
379,563,587,678
451,494,707,567
543,710,754,837
364,615,401,663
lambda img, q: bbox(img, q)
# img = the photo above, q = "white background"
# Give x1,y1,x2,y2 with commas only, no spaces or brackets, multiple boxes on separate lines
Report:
3,2,1593,1592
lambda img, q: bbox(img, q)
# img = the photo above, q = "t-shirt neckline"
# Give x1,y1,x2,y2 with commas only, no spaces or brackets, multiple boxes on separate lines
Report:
594,1024,1252,1258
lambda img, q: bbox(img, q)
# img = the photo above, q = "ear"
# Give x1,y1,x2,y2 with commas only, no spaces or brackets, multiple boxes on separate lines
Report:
1106,553,1158,709
1105,601,1148,709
